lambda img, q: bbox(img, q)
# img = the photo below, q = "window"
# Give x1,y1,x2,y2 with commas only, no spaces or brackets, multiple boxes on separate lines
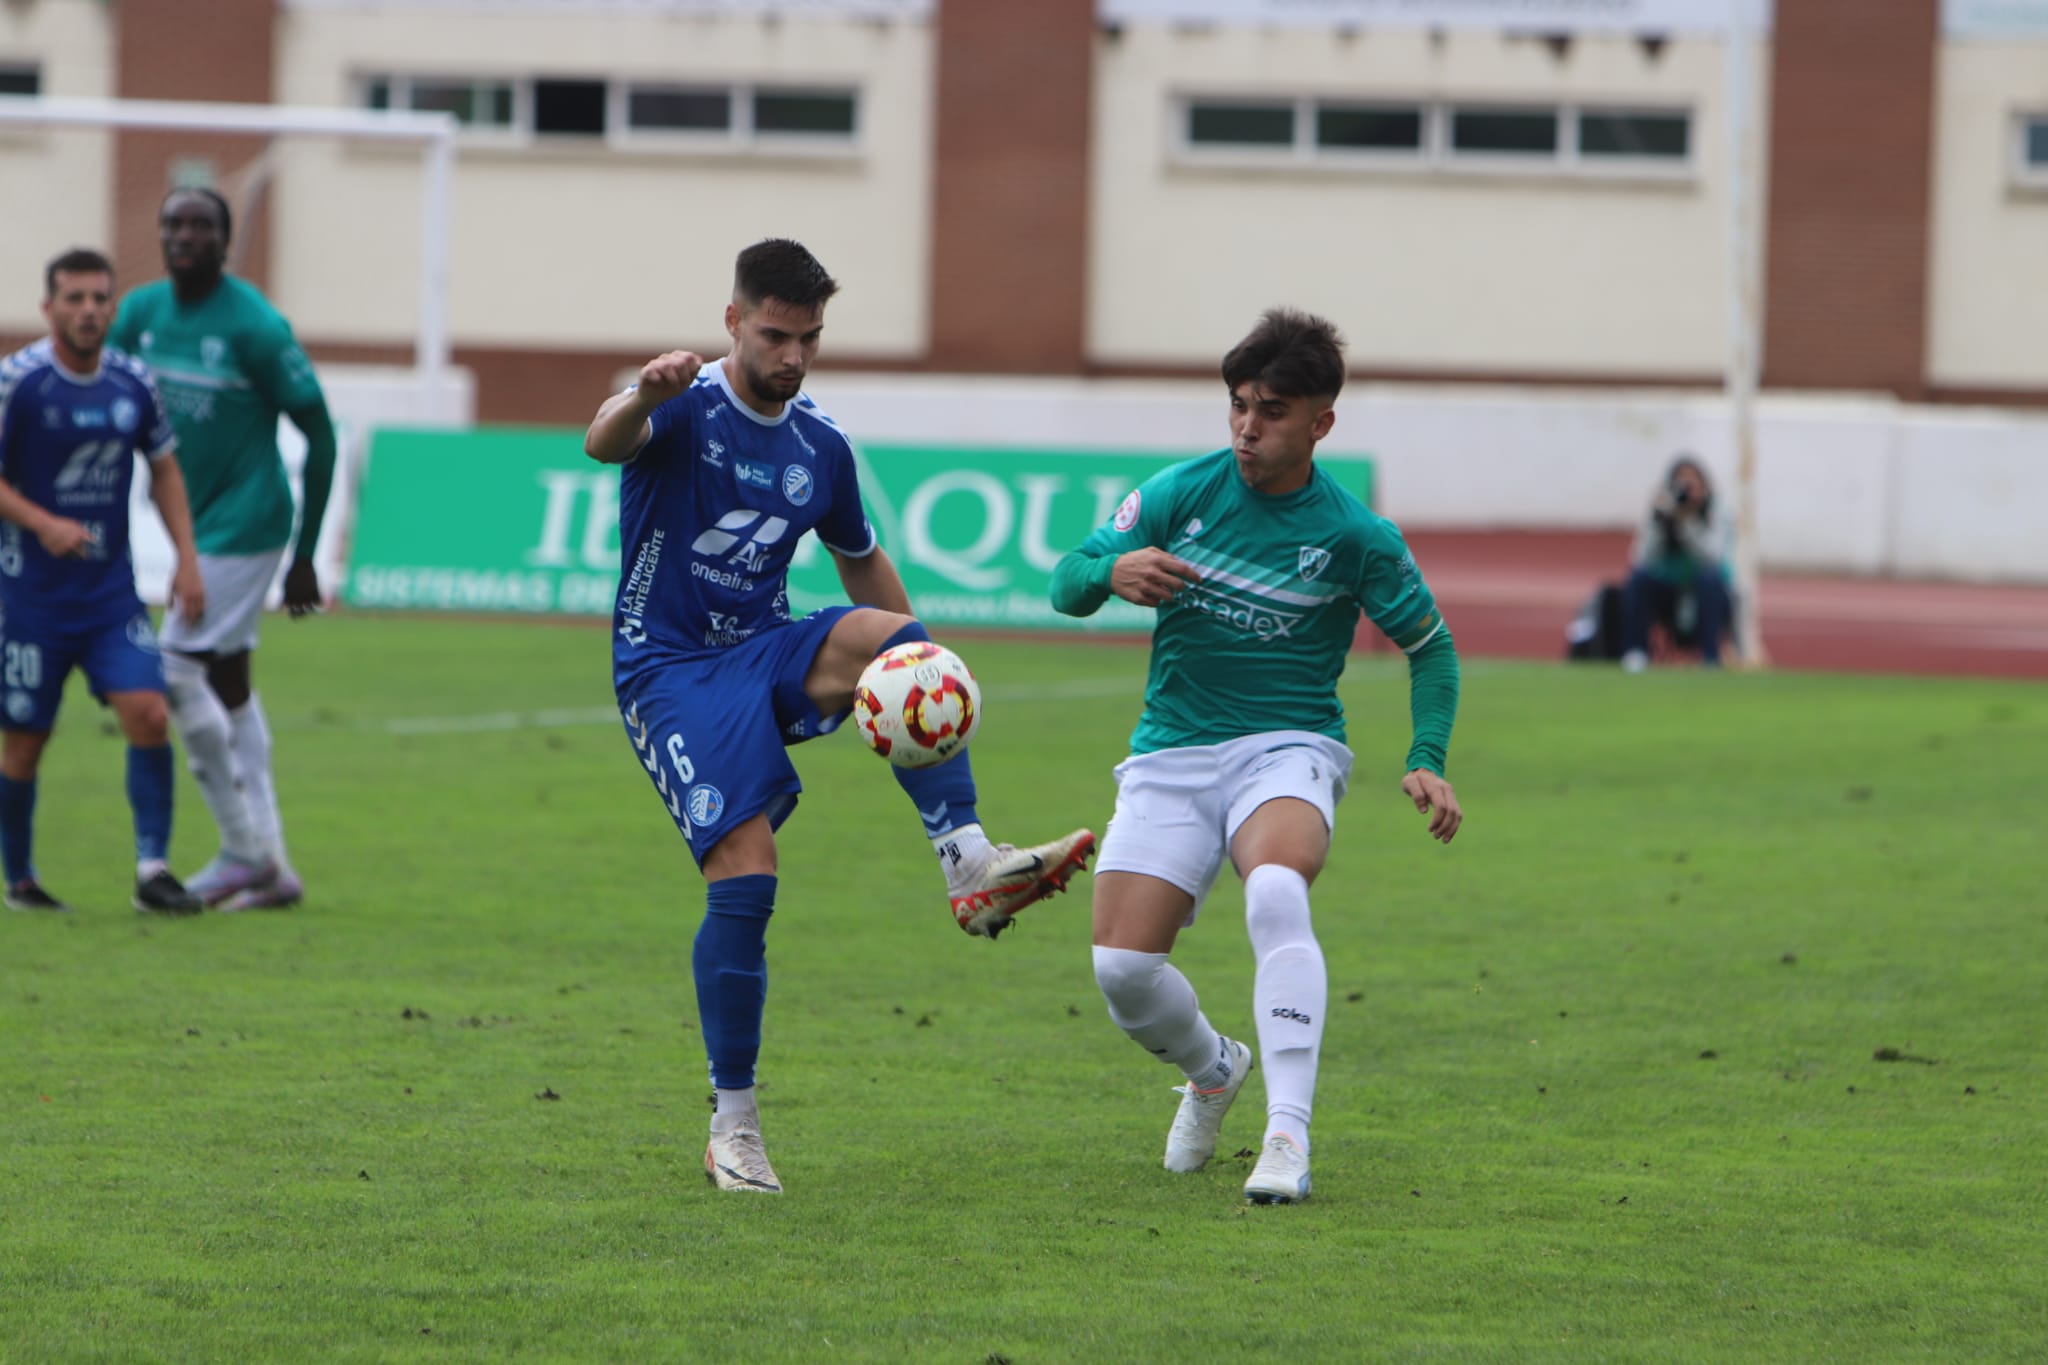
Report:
2022,114,2048,183
755,90,857,137
1450,108,1558,157
1188,100,1295,148
1175,93,1692,177
534,78,606,137
0,65,39,98
1316,105,1424,154
1579,111,1690,161
367,76,516,130
627,87,731,134
359,73,859,152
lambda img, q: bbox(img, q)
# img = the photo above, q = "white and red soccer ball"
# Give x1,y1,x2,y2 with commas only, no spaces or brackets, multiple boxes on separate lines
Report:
852,641,981,769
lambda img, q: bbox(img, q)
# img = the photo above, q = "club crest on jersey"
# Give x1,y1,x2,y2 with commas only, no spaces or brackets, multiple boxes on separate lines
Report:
1298,547,1331,582
1113,489,1141,532
686,784,725,827
111,398,139,434
782,465,814,505
200,337,227,371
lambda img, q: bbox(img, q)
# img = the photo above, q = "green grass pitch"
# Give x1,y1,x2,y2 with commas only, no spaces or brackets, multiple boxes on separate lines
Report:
5,615,2045,1361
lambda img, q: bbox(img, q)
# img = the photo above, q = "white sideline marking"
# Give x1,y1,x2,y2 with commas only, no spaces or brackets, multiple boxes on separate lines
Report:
370,677,1142,736
380,707,621,736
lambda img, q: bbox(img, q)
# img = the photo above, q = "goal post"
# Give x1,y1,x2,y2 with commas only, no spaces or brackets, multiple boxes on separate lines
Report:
0,96,470,606
0,96,459,383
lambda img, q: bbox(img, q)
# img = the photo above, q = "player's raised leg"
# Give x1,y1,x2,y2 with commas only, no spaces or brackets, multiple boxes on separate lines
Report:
1092,869,1253,1172
1232,799,1332,1205
103,688,201,915
805,608,1094,937
1,728,67,912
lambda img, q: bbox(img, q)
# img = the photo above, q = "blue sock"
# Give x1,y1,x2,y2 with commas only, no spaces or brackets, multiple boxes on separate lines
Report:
0,773,36,885
128,744,175,865
877,621,979,837
693,874,776,1090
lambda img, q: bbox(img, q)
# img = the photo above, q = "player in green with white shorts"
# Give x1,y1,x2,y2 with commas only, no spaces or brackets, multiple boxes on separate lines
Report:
109,188,338,910
1050,308,1463,1205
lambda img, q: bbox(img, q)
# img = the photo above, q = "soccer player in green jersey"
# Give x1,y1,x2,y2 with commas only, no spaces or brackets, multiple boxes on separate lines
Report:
1050,308,1463,1205
108,188,339,910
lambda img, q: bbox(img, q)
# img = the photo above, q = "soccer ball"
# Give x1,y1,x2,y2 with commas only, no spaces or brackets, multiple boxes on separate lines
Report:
851,641,982,769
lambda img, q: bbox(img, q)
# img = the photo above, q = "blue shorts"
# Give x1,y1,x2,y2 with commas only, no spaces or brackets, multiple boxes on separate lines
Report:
0,607,166,732
615,606,857,867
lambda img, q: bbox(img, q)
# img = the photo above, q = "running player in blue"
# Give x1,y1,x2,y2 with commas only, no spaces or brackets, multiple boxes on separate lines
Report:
584,239,1095,1194
0,248,206,915
1052,308,1463,1205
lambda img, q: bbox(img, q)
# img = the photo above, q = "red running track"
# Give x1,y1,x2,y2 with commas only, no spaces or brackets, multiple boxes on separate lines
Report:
1391,531,2048,680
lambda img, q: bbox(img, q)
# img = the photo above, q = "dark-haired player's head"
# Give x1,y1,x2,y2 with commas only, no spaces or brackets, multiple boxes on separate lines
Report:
41,247,116,368
159,187,231,296
724,238,839,410
1220,308,1346,495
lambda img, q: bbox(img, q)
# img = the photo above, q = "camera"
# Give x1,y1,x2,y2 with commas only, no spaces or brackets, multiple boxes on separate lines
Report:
1669,478,1694,507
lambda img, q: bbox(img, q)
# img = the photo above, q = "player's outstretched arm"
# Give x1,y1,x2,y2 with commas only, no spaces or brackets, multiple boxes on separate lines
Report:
145,453,206,624
0,472,91,558
831,544,913,616
585,350,702,463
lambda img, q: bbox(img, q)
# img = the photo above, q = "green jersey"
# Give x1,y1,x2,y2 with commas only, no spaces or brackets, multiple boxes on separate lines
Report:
109,277,329,556
1051,449,1452,763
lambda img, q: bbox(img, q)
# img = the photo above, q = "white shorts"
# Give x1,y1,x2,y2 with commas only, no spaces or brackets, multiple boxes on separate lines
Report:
1096,730,1354,923
159,549,287,656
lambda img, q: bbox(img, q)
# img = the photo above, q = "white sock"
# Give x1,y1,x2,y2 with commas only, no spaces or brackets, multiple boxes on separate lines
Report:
228,693,291,874
1092,945,1225,1081
137,857,167,881
163,653,264,862
934,821,994,893
710,1086,758,1134
1246,864,1325,1154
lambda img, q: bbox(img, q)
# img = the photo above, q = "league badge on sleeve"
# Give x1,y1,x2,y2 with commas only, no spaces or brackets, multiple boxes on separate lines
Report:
1113,489,1141,532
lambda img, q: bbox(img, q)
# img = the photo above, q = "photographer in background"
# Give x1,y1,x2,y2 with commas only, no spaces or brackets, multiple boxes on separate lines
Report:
1620,455,1735,673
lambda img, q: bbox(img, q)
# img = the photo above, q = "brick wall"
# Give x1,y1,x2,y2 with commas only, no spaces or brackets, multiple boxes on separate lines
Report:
928,0,1094,373
111,0,277,295
1763,0,1940,393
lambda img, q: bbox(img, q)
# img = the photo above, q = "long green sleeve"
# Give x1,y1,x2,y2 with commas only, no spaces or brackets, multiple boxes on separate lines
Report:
1050,548,1118,618
287,401,338,559
1404,627,1460,775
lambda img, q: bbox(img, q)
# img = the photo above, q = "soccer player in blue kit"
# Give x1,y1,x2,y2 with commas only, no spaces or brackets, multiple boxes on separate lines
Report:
0,249,206,914
584,239,1095,1194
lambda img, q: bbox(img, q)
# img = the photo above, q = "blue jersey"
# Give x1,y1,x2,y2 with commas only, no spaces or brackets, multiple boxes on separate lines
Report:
611,361,874,675
0,339,176,625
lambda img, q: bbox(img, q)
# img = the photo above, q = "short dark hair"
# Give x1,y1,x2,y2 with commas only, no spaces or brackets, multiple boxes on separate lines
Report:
733,238,839,311
45,247,114,299
1221,308,1346,401
161,185,233,245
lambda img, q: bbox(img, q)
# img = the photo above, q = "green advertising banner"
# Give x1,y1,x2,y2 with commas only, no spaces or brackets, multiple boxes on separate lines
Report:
345,427,1373,632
